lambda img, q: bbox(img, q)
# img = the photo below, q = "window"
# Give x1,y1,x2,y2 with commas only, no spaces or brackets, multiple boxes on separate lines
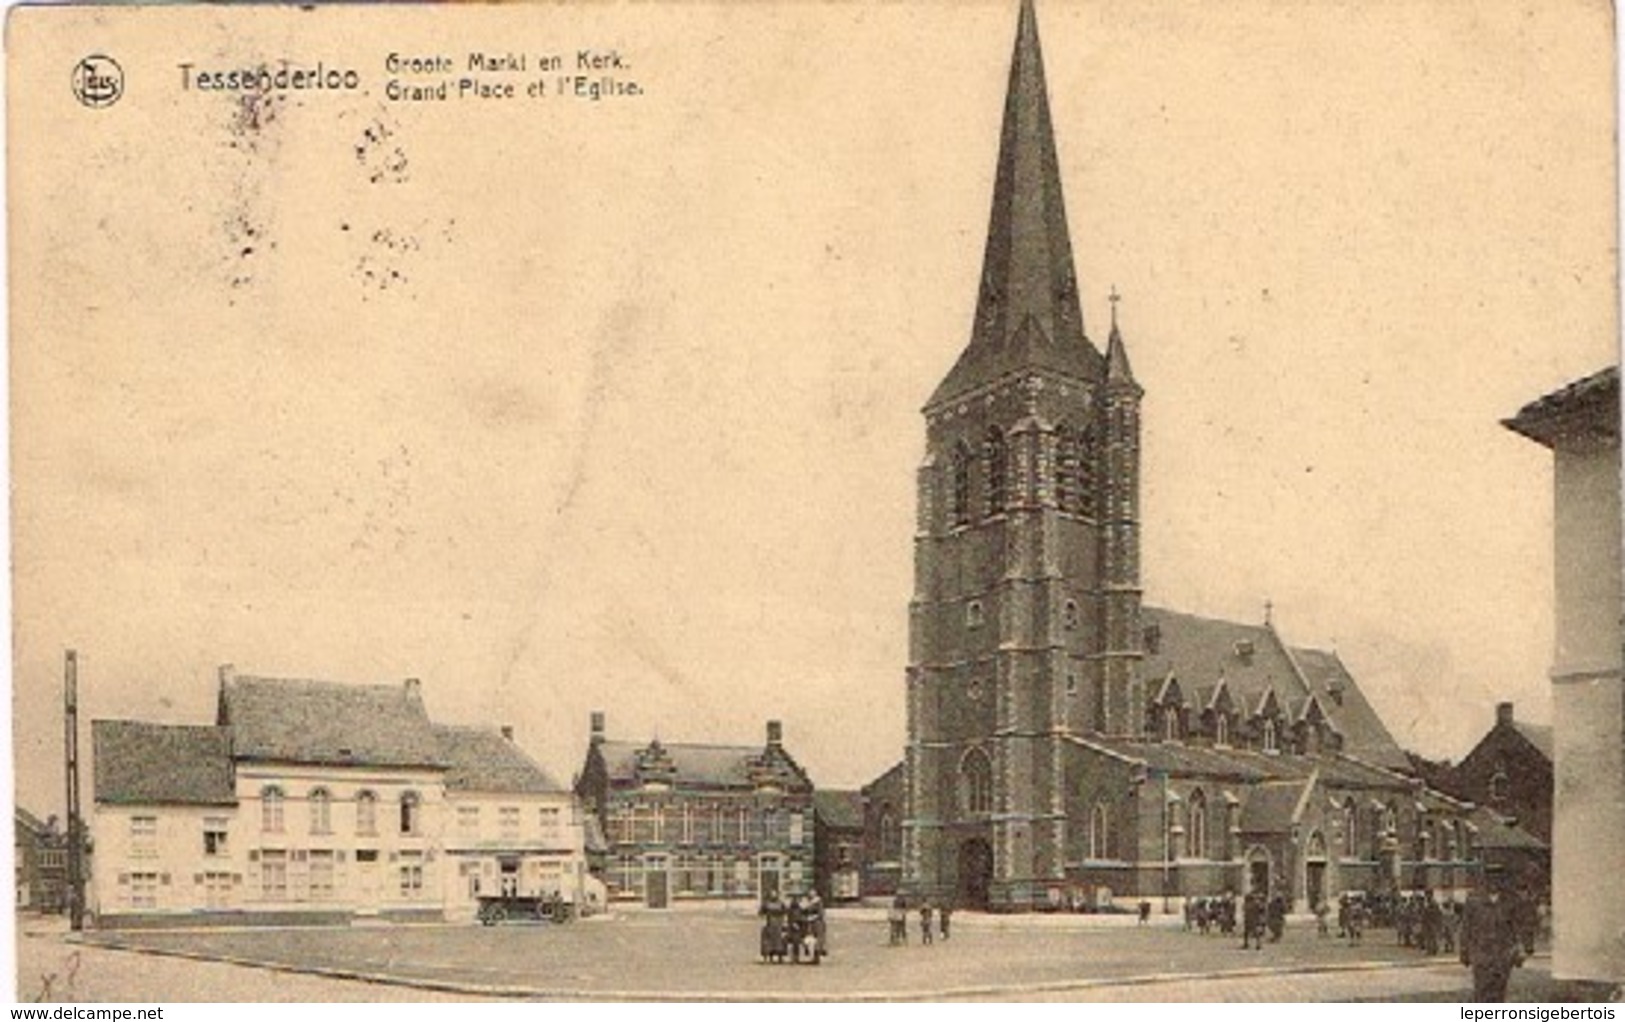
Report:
984,427,1008,515
1055,426,1081,513
457,805,480,838
681,803,694,845
789,811,805,847
130,816,157,858
951,442,972,527
1064,599,1080,631
1261,718,1278,753
1215,714,1230,747
1163,706,1180,742
1489,768,1510,804
652,804,666,844
1187,790,1208,859
128,871,159,909
538,807,562,845
203,817,228,858
356,790,378,835
261,786,285,833
1089,803,1109,860
261,850,288,900
878,807,900,861
1066,672,1078,697
399,791,421,836
308,850,335,901
1343,800,1358,858
1078,429,1099,517
309,788,332,835
966,600,985,628
960,747,994,815
202,871,233,909
737,808,750,844
398,852,424,898
499,807,521,842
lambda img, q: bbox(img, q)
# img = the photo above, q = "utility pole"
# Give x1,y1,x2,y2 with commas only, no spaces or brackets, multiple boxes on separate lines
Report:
64,650,84,931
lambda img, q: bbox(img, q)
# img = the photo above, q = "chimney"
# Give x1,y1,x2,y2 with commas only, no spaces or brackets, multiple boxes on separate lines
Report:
404,677,422,703
590,711,606,744
218,663,236,686
500,725,514,742
766,720,783,749
1496,702,1514,727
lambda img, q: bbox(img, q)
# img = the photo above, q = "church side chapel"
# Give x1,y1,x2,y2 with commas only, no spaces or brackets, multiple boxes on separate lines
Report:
900,0,1478,913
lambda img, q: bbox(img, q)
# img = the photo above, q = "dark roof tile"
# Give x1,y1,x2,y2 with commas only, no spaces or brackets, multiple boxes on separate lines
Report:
93,721,236,806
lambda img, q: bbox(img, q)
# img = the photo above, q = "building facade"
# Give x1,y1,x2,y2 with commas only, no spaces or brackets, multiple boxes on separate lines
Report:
90,669,584,927
15,808,75,913
812,790,865,902
1504,367,1623,985
1448,702,1553,845
575,713,814,906
903,0,1480,913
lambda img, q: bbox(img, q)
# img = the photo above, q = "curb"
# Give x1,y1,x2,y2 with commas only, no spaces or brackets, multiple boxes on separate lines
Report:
71,934,1460,1002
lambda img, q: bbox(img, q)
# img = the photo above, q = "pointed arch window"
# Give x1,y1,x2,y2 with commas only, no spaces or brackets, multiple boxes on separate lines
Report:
1163,705,1181,742
400,791,422,836
1343,799,1358,858
1089,802,1110,860
1261,718,1278,754
1187,789,1208,859
984,427,1008,515
1215,713,1230,747
951,441,972,527
960,747,994,815
1055,426,1082,513
1078,428,1099,518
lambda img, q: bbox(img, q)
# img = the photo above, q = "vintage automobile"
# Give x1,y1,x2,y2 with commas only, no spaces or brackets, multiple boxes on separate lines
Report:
476,890,573,925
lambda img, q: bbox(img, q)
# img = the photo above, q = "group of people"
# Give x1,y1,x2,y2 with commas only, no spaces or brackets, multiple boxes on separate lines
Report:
1173,892,1286,948
758,890,827,965
886,894,951,946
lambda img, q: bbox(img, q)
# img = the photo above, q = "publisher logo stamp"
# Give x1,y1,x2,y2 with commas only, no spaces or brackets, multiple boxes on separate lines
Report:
72,55,124,109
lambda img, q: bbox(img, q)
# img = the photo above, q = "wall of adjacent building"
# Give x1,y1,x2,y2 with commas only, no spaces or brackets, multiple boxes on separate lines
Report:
1550,441,1624,984
441,790,586,921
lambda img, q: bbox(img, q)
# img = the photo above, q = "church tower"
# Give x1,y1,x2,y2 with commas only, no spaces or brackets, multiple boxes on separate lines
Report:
904,0,1143,911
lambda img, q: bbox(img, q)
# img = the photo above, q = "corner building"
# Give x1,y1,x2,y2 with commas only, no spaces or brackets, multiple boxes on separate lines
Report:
905,1,1477,912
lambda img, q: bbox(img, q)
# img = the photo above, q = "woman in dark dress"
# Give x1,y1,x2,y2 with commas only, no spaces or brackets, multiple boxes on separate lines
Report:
760,893,788,963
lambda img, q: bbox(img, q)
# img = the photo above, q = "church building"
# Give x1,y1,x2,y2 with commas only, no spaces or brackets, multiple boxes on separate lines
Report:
902,0,1478,913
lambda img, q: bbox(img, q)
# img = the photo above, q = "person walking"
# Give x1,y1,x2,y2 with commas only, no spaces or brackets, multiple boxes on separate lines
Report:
887,894,907,946
920,901,935,945
1240,891,1263,951
1266,893,1286,943
804,888,827,959
760,892,788,964
939,900,952,941
1461,874,1526,1002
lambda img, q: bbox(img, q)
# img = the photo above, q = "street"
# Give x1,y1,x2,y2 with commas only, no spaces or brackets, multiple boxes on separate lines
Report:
12,908,1587,1002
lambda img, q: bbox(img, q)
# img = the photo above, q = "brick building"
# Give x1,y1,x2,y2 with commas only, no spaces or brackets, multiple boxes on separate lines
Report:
15,808,75,913
811,790,865,902
901,0,1479,913
574,713,814,906
1448,702,1553,844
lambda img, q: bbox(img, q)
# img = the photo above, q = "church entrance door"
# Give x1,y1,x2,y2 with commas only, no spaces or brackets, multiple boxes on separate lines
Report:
958,838,993,909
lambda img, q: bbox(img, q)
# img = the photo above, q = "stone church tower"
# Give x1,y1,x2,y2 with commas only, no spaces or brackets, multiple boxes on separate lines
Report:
904,0,1143,911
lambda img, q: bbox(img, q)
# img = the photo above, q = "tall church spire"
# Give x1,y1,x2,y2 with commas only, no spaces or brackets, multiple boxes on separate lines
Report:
928,0,1098,409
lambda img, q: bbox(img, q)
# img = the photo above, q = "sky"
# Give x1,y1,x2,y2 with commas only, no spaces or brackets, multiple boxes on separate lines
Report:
7,0,1618,817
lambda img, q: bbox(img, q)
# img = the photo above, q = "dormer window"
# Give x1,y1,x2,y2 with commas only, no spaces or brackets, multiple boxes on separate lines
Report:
1234,639,1255,663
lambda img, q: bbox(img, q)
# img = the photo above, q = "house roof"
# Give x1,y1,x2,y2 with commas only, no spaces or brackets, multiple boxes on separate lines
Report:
14,807,48,837
1511,721,1554,761
1240,781,1310,834
1470,808,1547,851
434,725,564,794
596,739,810,792
1139,607,1410,772
1070,735,1414,793
1502,366,1619,450
813,790,866,831
93,721,236,806
218,675,445,769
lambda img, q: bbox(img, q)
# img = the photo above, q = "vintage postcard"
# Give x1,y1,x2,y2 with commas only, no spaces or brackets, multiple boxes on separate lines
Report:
7,0,1620,1004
